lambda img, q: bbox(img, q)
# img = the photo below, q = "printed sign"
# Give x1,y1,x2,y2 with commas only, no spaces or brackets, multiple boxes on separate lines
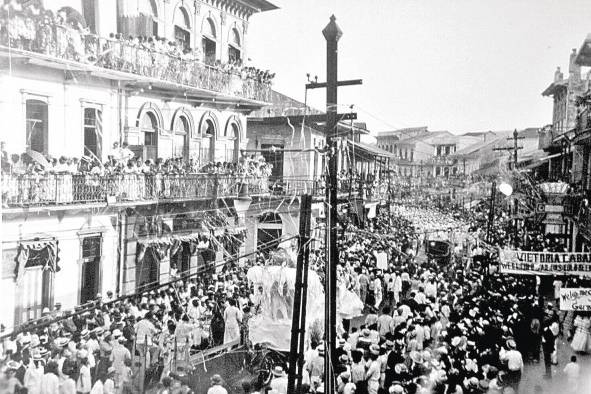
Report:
559,288,591,311
498,249,591,276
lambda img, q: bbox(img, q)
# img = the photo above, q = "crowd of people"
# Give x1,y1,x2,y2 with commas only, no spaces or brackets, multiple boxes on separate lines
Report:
285,205,589,394
0,247,280,394
1,180,591,393
1,142,273,207
0,1,274,101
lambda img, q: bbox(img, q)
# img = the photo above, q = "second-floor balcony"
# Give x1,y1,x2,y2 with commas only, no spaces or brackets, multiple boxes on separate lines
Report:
1,173,394,209
2,173,270,209
0,13,272,102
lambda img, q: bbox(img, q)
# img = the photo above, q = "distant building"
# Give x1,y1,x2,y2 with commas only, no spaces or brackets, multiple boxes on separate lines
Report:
539,48,587,182
376,128,483,177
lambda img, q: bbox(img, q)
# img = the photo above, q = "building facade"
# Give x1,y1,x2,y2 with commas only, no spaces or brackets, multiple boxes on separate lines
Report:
0,0,276,330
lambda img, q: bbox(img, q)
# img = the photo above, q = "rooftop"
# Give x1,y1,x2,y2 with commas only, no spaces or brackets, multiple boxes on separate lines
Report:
238,0,279,12
575,34,591,66
377,127,429,138
542,79,568,96
249,90,323,118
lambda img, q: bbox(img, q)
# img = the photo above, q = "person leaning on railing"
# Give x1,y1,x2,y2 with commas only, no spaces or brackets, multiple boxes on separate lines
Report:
0,3,275,94
0,147,275,206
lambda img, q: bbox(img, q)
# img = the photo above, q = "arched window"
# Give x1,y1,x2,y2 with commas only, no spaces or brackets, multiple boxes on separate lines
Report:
202,119,216,136
228,27,241,63
26,99,48,154
226,122,240,162
141,111,158,160
202,18,217,64
199,118,216,162
174,6,191,51
173,115,189,159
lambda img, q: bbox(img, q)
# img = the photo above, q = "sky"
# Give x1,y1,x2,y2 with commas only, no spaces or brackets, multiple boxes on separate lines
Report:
246,0,591,135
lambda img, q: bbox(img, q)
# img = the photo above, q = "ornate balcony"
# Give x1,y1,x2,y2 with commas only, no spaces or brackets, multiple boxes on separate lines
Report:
1,173,270,208
0,14,272,102
1,172,397,209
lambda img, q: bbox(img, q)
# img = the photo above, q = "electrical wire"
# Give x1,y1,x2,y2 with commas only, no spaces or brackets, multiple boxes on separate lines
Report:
1,223,324,336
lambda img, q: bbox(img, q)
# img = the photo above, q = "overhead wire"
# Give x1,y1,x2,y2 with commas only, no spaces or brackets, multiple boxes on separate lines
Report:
2,223,325,336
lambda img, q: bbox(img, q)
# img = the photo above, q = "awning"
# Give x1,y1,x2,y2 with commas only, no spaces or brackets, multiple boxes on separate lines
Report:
347,140,396,159
15,239,60,285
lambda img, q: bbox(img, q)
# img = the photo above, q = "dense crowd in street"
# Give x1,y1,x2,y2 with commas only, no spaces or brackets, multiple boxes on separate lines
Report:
0,194,590,394
284,204,590,394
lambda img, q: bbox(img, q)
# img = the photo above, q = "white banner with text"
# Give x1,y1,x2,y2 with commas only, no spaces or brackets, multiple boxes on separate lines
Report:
559,288,591,311
498,249,591,276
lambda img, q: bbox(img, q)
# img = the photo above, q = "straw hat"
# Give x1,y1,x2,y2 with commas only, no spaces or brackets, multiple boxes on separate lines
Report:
369,344,380,355
410,351,423,364
271,366,286,377
506,339,516,349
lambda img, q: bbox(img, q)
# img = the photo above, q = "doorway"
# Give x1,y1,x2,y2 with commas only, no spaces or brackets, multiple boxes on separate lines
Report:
257,212,282,253
136,246,159,290
80,236,101,304
261,143,284,181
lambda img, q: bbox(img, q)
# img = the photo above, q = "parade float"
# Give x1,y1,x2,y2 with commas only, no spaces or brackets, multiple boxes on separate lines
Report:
246,246,363,351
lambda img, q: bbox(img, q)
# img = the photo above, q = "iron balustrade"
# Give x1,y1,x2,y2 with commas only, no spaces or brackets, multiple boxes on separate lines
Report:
1,173,271,208
1,173,399,208
1,15,271,102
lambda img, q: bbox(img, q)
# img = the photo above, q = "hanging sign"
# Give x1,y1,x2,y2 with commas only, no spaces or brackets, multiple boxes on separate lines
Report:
498,248,591,276
559,288,591,311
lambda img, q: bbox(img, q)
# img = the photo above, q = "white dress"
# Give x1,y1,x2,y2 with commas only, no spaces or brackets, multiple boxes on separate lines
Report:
223,305,242,343
571,316,591,353
337,281,364,320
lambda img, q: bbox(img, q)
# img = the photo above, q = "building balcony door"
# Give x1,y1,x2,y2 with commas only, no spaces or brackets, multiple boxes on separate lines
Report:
136,246,159,290
80,236,101,304
80,257,100,304
141,112,159,161
257,212,282,253
261,144,284,181
18,267,53,324
170,242,190,277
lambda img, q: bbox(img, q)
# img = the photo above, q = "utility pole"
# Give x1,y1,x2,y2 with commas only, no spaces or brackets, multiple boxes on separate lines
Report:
493,129,524,170
304,16,362,394
287,194,312,394
486,180,496,244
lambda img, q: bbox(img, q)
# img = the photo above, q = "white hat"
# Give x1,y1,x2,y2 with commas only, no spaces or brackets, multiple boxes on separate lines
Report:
271,366,285,377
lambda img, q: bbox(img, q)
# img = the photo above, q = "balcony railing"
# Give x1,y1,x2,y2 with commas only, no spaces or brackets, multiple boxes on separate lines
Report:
1,173,270,208
1,15,271,102
1,173,397,208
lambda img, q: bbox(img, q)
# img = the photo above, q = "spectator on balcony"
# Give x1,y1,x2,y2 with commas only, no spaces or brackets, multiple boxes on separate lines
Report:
120,142,134,163
1,142,9,173
108,142,120,161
